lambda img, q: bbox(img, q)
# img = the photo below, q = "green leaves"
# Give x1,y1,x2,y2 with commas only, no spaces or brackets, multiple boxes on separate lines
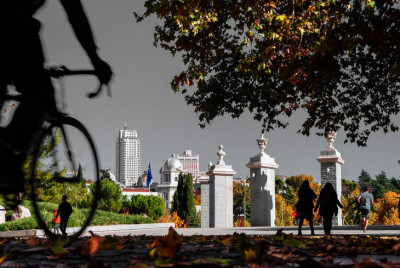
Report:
137,0,400,146
171,173,196,223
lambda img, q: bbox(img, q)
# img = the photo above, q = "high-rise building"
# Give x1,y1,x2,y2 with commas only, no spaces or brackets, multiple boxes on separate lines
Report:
115,125,141,187
177,149,200,179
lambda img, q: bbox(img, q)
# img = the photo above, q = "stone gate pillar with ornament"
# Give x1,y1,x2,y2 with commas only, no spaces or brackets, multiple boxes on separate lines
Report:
317,132,344,226
247,134,278,227
206,145,236,228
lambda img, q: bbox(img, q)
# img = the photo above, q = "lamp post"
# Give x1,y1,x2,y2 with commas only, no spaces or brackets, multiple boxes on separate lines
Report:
242,178,249,227
278,183,287,227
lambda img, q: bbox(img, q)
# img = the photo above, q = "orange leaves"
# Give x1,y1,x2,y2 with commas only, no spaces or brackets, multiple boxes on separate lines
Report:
373,191,400,225
171,211,186,228
0,254,9,265
244,248,258,262
0,241,9,265
81,235,106,257
149,227,183,258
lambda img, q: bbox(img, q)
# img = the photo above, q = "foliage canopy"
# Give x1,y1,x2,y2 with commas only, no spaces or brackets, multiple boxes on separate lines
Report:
136,0,400,146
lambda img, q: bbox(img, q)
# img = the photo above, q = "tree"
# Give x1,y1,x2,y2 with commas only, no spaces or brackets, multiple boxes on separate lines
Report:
275,193,295,227
91,170,123,213
371,172,393,200
342,178,358,197
135,0,400,146
130,195,165,220
65,164,90,208
171,173,196,224
342,186,361,225
373,191,400,225
358,170,373,191
286,174,321,204
275,177,285,193
233,180,250,222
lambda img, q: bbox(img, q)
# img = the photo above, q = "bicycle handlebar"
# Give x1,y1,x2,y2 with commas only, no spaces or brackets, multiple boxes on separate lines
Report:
47,65,111,99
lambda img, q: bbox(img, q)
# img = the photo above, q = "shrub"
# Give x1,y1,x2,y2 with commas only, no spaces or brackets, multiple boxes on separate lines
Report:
0,217,38,232
90,209,154,226
187,211,201,228
128,195,165,220
92,178,123,213
0,199,155,231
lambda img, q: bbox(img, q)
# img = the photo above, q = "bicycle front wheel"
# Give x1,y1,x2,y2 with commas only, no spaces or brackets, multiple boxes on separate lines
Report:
30,115,100,240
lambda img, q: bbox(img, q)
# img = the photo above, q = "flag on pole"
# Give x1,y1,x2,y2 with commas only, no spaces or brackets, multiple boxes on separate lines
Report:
146,162,153,187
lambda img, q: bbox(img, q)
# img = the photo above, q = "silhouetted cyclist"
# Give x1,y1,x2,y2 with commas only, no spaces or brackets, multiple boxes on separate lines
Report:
0,0,113,195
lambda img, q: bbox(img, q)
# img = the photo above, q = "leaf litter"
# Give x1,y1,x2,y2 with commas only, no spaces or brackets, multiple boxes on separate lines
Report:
0,229,400,267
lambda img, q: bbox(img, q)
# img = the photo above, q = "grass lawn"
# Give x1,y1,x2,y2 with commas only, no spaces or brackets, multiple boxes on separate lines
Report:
0,199,154,232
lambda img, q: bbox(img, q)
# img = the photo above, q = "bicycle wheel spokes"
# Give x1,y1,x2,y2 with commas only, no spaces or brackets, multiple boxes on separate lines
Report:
31,117,100,240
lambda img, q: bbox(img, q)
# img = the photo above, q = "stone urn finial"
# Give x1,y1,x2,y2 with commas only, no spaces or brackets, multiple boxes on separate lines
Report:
326,132,337,149
217,144,225,165
257,134,268,156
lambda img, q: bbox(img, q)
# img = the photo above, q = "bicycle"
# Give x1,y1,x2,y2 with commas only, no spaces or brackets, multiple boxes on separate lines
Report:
0,66,106,240
343,206,362,226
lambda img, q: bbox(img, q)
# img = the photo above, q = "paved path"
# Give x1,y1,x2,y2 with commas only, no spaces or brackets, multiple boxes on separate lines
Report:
1,224,400,238
1,224,400,268
91,225,400,237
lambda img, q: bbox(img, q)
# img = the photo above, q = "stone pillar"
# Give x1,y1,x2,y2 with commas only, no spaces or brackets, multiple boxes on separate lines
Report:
200,178,210,228
247,134,278,227
0,206,5,224
206,145,236,228
317,132,344,226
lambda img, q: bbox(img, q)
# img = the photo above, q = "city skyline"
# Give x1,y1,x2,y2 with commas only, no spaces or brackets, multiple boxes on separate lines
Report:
37,0,400,184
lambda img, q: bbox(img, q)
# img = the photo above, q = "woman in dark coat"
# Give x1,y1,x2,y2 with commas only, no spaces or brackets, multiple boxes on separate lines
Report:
314,182,343,236
296,180,317,236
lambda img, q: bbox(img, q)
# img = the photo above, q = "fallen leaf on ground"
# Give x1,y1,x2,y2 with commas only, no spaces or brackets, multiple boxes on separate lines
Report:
25,237,40,247
192,258,234,266
283,238,305,248
245,248,258,262
81,235,106,257
0,254,9,265
48,237,69,254
150,227,182,258
393,243,400,252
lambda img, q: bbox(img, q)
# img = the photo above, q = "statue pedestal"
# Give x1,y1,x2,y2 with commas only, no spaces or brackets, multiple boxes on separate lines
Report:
317,133,344,226
247,134,278,227
202,145,236,228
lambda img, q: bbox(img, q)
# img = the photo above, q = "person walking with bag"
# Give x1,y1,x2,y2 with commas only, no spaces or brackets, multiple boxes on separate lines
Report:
314,182,343,236
296,180,317,236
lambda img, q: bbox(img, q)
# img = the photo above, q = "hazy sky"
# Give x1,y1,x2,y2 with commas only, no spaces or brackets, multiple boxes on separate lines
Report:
36,0,400,184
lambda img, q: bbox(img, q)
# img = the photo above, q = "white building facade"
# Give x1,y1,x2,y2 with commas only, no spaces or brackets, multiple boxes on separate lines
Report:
158,154,183,210
115,126,141,187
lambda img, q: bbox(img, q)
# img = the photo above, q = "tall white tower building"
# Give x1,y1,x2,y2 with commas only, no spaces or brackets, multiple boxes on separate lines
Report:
116,124,141,187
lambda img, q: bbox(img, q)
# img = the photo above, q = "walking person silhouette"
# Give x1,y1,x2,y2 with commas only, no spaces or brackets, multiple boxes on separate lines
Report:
296,180,317,236
0,0,113,197
56,195,73,236
314,182,343,236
